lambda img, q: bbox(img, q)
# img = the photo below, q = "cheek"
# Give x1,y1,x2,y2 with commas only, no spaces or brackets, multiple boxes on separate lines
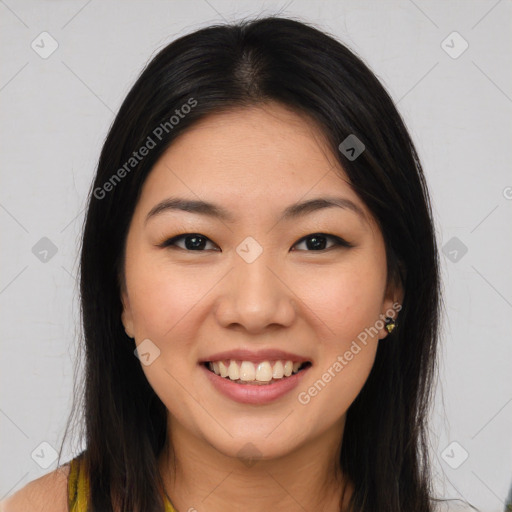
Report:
296,288,381,427
296,261,385,419
305,343,378,430
125,254,208,341
125,256,208,422
295,262,386,342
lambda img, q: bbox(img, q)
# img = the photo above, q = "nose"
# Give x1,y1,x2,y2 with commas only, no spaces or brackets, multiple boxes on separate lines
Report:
213,254,297,334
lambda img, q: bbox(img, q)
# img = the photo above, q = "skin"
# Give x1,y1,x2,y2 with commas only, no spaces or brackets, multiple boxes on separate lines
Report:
121,102,403,512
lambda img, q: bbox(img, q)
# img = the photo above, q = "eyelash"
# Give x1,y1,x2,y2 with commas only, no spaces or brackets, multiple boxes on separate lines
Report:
159,233,354,252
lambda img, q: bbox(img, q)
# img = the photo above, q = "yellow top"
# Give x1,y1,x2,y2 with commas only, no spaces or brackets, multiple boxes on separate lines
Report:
67,453,177,512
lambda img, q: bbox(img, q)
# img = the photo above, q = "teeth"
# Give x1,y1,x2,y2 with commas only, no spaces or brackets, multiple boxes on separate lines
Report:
218,361,228,377
240,361,255,381
256,361,273,382
228,360,239,380
272,361,284,379
207,359,307,384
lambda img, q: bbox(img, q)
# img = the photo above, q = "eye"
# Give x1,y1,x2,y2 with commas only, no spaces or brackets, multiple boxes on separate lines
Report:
160,232,353,252
291,233,353,252
160,233,218,251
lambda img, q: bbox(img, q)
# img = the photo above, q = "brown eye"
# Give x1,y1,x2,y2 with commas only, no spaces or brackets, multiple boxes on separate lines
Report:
291,233,353,251
161,233,218,251
160,232,353,252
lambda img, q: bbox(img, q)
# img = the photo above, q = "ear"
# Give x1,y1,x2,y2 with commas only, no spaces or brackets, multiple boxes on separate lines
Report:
121,291,135,339
378,274,404,340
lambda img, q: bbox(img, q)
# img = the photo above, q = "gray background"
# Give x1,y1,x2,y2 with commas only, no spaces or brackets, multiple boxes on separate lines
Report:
1,1,511,510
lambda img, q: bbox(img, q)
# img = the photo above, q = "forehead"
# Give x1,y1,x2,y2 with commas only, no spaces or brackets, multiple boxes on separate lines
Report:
135,103,372,226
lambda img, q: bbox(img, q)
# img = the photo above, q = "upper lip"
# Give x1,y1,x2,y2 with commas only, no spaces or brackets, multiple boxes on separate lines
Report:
198,349,311,364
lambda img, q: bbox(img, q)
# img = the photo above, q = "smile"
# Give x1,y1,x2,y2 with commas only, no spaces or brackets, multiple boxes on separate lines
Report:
204,359,312,385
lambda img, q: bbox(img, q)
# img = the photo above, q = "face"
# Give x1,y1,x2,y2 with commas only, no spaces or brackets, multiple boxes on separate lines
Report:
121,102,402,462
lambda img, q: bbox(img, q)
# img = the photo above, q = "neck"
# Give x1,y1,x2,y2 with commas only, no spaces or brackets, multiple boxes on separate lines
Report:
158,416,353,512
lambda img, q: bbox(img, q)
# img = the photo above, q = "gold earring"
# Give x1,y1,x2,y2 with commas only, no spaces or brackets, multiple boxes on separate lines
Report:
384,317,396,334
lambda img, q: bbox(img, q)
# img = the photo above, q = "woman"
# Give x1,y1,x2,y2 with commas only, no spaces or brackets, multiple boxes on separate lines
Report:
3,15,468,512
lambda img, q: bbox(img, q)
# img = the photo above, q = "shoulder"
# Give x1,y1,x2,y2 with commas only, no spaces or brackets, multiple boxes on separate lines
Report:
0,464,71,512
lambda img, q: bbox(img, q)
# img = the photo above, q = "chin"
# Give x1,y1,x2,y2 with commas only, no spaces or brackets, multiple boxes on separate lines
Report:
199,424,308,463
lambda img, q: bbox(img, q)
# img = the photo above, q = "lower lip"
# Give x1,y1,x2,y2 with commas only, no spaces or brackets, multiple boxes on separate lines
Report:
200,363,311,405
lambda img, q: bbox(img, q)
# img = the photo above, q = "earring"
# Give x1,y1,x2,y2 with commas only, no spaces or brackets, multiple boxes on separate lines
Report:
384,317,397,334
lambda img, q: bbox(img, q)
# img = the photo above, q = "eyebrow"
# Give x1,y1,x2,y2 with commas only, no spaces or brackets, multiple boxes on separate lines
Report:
144,195,367,226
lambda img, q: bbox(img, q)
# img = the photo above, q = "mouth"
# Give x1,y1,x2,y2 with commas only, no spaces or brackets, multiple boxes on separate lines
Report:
202,359,313,386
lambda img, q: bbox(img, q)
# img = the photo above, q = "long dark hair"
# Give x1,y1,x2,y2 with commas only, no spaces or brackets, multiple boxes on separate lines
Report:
57,15,452,511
